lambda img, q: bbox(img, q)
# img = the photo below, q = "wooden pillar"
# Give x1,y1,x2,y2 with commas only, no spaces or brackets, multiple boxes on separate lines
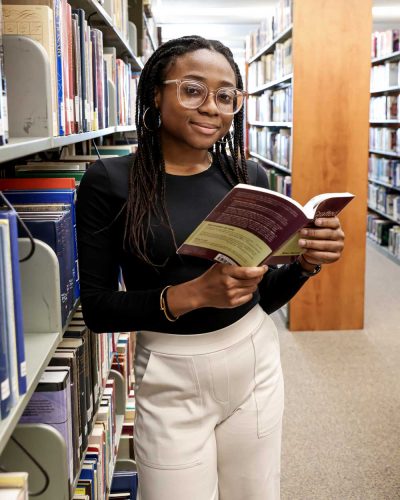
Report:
289,0,372,330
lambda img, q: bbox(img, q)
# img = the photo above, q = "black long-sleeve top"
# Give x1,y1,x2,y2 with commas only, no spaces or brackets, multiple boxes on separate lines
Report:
76,154,309,334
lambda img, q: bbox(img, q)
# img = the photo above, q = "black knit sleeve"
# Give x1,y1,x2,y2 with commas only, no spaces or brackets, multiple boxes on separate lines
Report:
248,161,310,314
76,161,163,333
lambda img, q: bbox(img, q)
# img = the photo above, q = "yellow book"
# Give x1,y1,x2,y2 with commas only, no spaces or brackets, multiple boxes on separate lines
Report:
2,3,58,136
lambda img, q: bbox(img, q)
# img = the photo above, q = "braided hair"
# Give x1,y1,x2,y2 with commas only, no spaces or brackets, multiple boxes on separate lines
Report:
125,35,249,264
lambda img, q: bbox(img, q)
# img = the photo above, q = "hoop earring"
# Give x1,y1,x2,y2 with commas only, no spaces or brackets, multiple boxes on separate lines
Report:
143,107,161,132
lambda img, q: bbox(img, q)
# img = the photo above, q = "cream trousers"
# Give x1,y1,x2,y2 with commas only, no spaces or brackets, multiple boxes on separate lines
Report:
134,305,284,500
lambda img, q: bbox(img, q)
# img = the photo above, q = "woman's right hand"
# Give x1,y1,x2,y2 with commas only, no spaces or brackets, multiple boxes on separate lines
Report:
167,263,268,317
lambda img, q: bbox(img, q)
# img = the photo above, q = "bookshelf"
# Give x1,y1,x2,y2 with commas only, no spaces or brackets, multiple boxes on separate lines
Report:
68,0,143,71
249,152,291,174
246,0,371,331
0,126,136,163
249,73,293,95
0,239,62,456
0,0,147,496
368,31,400,266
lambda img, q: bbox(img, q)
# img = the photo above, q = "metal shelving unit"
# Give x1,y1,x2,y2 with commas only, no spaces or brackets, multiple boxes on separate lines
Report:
368,177,400,192
0,125,136,164
249,73,293,96
370,85,400,94
0,239,62,456
368,204,400,224
371,50,400,65
248,121,292,128
369,149,400,158
248,25,293,64
68,0,143,71
249,151,291,174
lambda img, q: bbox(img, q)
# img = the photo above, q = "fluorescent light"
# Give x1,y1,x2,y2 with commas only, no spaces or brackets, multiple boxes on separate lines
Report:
155,6,273,23
372,6,400,19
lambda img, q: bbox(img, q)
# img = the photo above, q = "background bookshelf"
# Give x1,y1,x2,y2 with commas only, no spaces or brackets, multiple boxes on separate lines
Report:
368,27,400,265
246,0,371,331
0,0,150,497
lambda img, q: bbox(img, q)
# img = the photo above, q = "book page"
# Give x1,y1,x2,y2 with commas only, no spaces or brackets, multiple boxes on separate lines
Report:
183,221,272,267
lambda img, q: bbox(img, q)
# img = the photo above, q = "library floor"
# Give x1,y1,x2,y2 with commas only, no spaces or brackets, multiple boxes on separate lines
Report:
272,243,400,500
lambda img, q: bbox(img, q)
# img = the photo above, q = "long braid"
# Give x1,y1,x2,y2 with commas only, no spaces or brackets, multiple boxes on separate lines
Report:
125,35,249,264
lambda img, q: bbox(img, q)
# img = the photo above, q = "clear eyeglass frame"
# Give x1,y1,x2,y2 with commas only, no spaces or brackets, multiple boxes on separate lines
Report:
163,79,248,115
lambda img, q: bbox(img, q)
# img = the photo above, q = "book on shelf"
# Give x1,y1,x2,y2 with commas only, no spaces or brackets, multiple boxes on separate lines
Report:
20,369,75,485
0,208,26,397
64,323,94,435
110,470,138,499
177,185,354,266
0,220,14,420
20,210,75,325
245,0,292,60
2,0,59,136
371,29,400,59
1,179,80,302
48,354,80,473
0,0,9,146
369,155,400,187
57,337,88,455
370,60,400,90
0,472,28,500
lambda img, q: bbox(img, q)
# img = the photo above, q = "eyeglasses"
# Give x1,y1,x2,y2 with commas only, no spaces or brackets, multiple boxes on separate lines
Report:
163,79,247,115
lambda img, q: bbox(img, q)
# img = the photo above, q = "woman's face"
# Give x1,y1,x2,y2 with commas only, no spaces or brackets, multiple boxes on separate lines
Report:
156,49,237,152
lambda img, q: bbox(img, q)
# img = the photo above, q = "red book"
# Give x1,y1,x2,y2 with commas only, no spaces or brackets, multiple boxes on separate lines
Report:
0,178,76,190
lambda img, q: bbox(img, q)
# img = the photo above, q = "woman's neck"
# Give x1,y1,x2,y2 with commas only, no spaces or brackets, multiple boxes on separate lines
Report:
162,138,212,176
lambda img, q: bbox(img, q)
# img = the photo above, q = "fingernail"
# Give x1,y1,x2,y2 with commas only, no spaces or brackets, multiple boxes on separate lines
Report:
301,229,308,236
299,239,306,246
262,265,268,271
315,219,322,226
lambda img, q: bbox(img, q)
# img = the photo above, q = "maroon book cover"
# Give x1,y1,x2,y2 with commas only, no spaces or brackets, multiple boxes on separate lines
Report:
177,185,354,267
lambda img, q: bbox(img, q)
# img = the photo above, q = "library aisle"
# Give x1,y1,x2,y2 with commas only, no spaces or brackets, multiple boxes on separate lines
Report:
274,242,400,499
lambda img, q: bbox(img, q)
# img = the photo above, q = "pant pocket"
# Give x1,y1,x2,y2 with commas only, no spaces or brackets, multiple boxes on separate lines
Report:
251,315,284,438
134,349,203,469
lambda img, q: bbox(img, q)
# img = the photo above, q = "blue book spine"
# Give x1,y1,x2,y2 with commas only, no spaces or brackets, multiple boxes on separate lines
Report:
0,230,12,419
79,464,95,499
0,220,20,409
55,0,66,136
3,190,80,301
0,210,26,395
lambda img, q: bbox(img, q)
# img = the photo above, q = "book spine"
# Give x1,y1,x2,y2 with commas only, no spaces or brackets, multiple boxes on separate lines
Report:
55,0,66,136
72,10,86,132
66,1,75,134
0,228,12,419
0,221,20,408
0,0,8,146
72,14,83,133
6,212,26,395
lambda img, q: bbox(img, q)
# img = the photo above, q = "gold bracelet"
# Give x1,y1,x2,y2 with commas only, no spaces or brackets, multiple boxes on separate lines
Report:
160,285,179,322
300,253,318,266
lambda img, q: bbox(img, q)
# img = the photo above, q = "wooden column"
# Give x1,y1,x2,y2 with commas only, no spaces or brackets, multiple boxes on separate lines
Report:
289,0,372,330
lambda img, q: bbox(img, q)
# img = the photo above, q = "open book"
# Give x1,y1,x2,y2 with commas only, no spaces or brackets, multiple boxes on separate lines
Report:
177,184,355,266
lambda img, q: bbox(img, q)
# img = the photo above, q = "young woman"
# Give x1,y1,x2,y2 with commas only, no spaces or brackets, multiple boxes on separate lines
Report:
76,36,345,500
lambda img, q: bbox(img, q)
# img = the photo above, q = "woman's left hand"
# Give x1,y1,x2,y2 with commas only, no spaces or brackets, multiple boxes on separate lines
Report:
298,216,345,267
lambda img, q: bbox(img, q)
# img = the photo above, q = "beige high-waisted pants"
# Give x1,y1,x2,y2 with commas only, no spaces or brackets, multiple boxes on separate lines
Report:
134,305,284,500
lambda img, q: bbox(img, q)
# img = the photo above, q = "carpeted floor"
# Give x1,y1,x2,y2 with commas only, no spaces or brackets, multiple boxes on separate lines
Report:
273,242,400,500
